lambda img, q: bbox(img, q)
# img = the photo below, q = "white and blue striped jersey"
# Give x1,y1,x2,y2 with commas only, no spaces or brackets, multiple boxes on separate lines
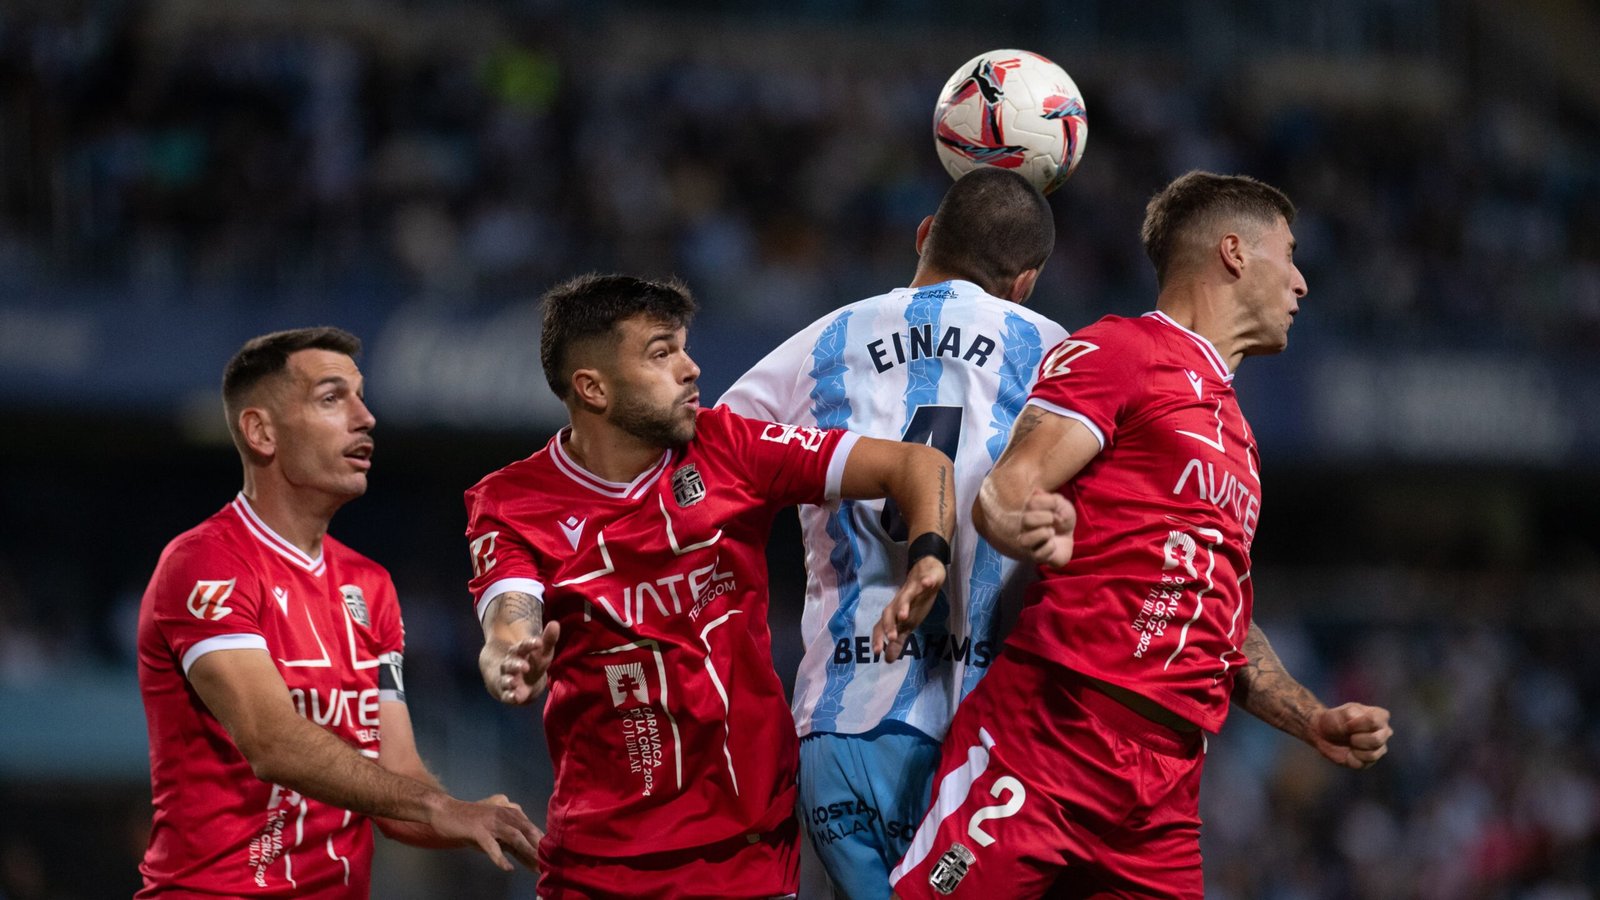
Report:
719,279,1068,740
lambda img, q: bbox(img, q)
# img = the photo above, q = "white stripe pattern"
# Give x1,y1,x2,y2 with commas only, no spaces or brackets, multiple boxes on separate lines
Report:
890,726,999,887
1145,311,1234,382
231,493,325,575
550,428,671,499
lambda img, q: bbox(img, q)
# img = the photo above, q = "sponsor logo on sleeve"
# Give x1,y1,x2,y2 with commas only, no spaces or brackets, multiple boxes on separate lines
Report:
340,585,370,628
1038,339,1099,379
760,422,826,452
929,842,976,894
186,579,237,621
671,463,707,508
469,531,499,578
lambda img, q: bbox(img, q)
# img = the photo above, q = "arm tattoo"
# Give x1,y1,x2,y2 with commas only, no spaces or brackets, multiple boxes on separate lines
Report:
1232,621,1323,741
497,592,540,628
995,406,1045,467
936,462,950,533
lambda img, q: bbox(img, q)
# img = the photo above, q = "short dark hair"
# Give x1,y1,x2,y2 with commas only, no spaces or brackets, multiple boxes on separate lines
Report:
222,326,361,443
920,168,1055,296
1141,171,1296,287
540,274,697,399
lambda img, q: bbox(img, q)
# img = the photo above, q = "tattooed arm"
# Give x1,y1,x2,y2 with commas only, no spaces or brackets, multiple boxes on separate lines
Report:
1234,621,1393,770
973,405,1100,566
837,436,956,663
479,591,560,705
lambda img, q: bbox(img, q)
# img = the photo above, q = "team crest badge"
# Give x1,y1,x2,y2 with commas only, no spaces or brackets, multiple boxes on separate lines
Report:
340,584,370,628
672,463,706,508
928,842,976,895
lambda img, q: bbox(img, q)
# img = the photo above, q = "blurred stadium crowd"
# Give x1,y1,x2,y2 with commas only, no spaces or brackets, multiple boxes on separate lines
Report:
1,1,1598,897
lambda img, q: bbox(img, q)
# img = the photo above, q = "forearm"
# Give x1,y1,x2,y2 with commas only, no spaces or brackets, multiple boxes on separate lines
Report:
246,715,447,824
883,446,956,542
479,592,542,691
374,756,461,846
1232,621,1327,743
973,475,1033,560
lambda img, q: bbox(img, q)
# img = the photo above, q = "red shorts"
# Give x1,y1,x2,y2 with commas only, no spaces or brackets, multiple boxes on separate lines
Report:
536,816,799,899
890,651,1206,899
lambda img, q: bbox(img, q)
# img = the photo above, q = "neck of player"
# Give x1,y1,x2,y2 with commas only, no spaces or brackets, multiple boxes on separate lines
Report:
565,418,668,484
240,473,339,558
1155,282,1255,372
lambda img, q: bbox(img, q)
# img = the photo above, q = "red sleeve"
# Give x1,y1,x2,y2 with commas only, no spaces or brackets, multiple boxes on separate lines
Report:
464,480,548,621
150,535,268,676
1026,318,1148,450
699,406,856,509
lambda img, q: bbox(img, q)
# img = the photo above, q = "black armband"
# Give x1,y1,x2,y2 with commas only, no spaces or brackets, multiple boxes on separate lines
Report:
908,532,952,567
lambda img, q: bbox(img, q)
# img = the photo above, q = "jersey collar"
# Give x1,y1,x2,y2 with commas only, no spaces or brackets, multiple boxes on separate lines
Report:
1144,311,1234,383
549,428,672,500
230,492,327,575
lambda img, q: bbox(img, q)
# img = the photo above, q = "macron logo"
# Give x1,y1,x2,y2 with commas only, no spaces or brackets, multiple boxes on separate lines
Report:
559,516,586,551
273,586,290,614
1185,370,1204,400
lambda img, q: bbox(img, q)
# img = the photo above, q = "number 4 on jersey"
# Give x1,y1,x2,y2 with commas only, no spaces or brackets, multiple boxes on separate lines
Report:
880,404,963,541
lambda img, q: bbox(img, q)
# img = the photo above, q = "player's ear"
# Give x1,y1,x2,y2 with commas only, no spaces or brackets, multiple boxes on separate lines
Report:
914,215,935,257
238,406,276,459
1219,233,1247,279
1007,268,1040,303
570,367,608,413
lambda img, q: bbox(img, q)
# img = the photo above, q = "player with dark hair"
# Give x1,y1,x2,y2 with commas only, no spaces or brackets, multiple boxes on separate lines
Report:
466,274,958,897
719,167,1066,898
889,172,1394,898
137,327,541,897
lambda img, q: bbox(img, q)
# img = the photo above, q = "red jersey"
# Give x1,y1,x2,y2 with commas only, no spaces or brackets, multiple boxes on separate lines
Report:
137,494,406,898
464,406,858,857
1010,312,1260,732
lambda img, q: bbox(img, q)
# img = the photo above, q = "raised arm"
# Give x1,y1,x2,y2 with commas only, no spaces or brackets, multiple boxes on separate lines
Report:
838,437,956,663
1232,621,1393,770
479,591,561,706
973,404,1101,566
188,649,542,871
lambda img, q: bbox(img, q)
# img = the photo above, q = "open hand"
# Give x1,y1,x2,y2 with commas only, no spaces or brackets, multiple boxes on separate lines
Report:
871,556,948,663
427,793,543,872
490,621,560,705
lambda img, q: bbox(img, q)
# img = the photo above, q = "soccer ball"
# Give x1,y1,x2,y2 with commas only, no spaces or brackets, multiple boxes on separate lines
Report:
932,50,1088,195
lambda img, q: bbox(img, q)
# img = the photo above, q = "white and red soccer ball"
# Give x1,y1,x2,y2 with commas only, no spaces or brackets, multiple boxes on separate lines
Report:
933,50,1088,195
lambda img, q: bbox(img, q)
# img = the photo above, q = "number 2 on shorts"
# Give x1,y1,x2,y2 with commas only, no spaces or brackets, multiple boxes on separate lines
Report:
966,776,1026,847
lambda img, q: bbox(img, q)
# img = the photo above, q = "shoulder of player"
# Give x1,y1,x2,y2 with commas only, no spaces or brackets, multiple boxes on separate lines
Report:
464,444,559,501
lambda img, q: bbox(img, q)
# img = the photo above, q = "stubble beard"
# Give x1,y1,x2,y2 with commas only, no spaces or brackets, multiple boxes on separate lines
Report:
611,391,696,448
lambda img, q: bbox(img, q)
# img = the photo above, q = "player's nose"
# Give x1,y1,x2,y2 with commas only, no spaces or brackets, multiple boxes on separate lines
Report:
680,353,701,384
1293,265,1308,298
352,395,376,431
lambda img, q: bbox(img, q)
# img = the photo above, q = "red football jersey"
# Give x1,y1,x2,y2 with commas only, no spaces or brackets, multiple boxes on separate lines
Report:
137,494,406,898
1010,312,1260,732
464,406,858,857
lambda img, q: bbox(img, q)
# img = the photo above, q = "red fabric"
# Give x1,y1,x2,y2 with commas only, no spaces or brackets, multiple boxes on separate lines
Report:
464,406,848,857
1011,313,1261,732
891,652,1205,899
536,817,800,899
137,497,403,898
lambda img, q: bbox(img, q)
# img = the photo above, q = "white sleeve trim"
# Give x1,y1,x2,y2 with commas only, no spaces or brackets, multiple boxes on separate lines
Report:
476,577,546,623
1025,399,1107,451
181,633,270,676
823,431,862,501
378,690,405,704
